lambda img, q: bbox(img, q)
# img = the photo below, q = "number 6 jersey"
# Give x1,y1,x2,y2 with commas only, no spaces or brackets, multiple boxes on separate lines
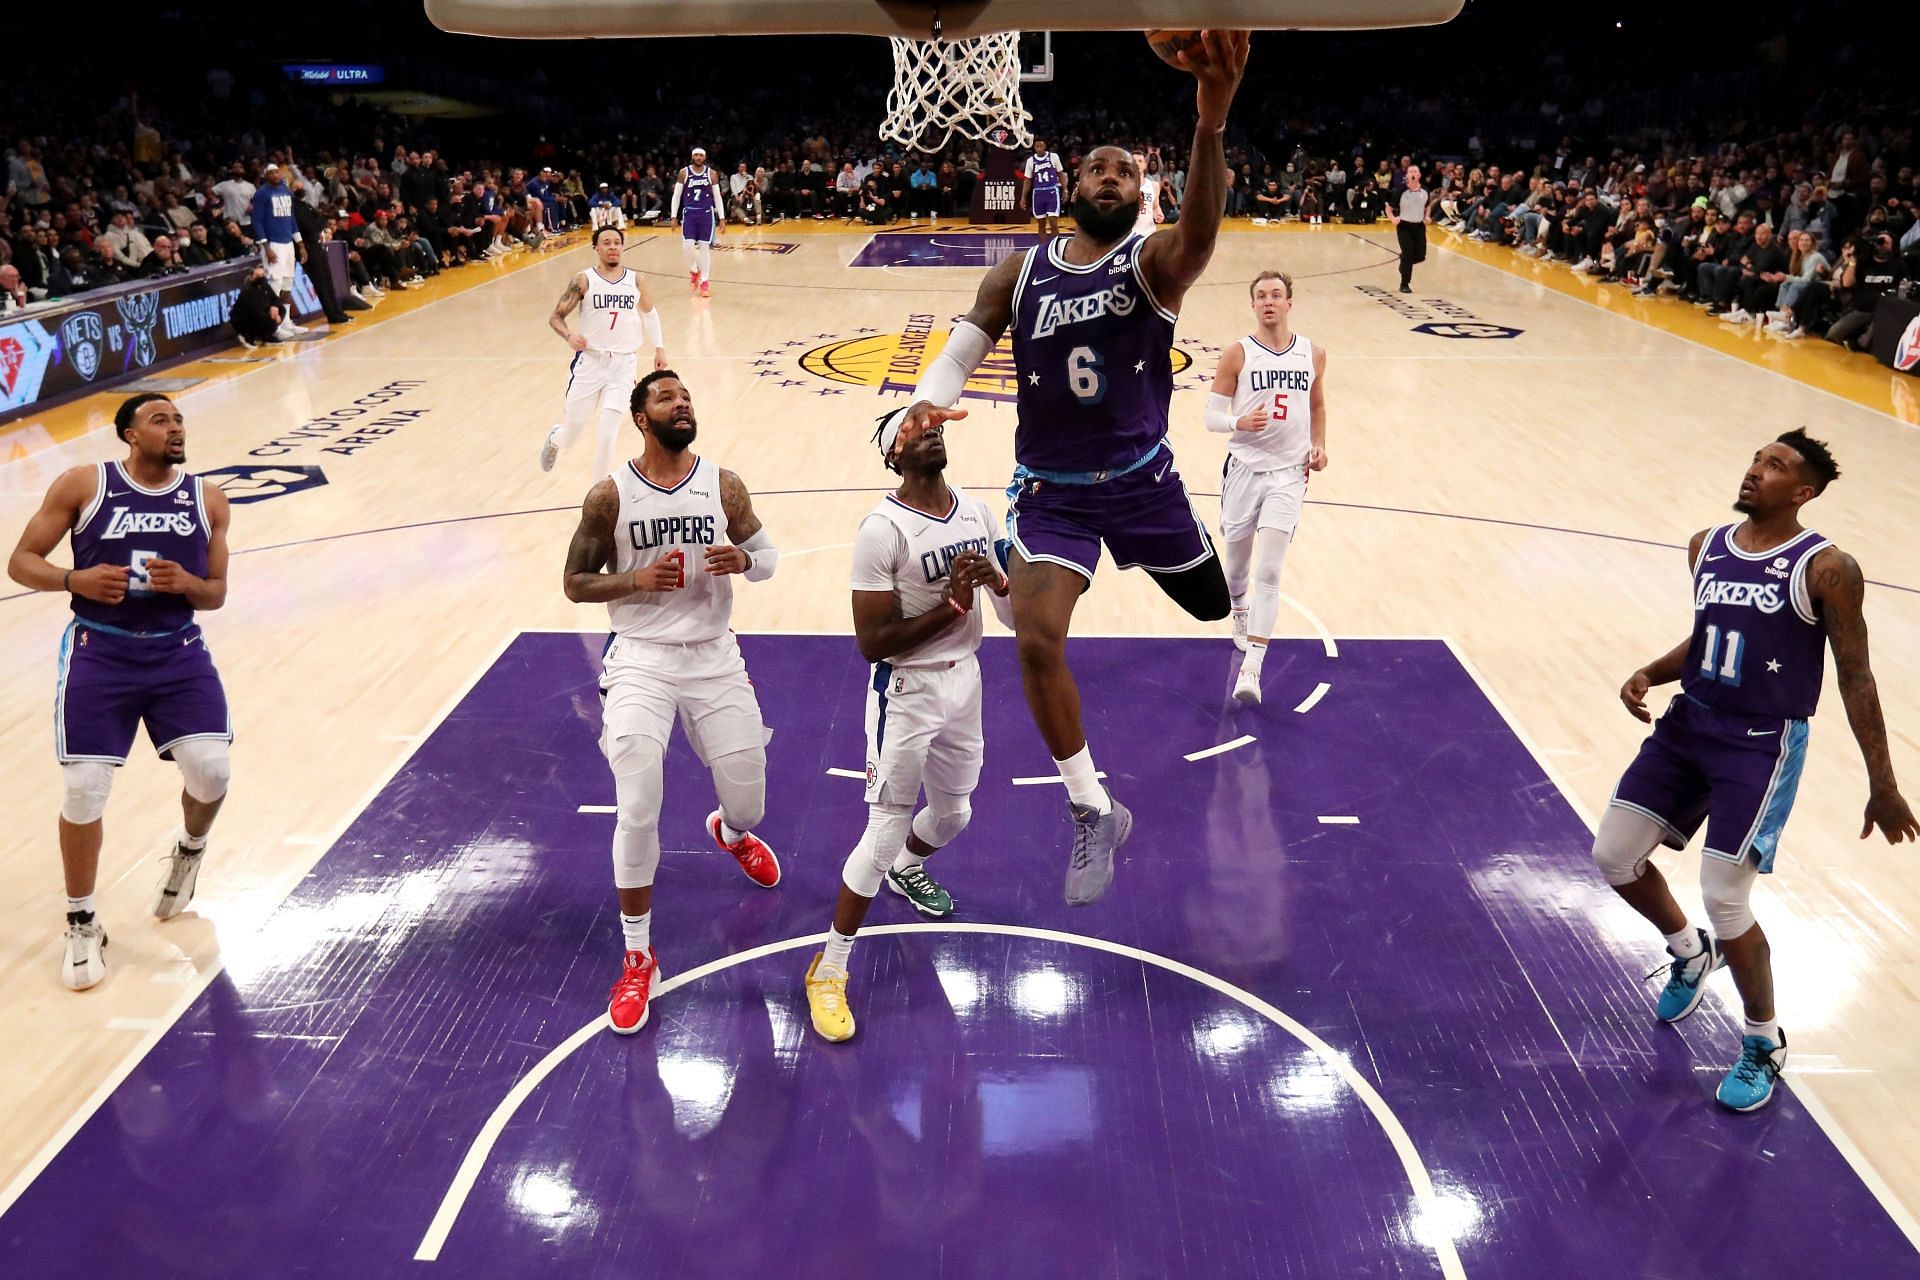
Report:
1683,524,1832,720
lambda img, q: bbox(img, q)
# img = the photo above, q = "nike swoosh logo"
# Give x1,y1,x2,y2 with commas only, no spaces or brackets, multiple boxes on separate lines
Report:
1703,555,1725,562
1747,729,1777,737
1154,463,1170,482
105,490,127,498
1031,274,1058,285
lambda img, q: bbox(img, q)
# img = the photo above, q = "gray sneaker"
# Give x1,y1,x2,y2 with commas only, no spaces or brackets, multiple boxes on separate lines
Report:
151,842,204,920
1064,795,1132,906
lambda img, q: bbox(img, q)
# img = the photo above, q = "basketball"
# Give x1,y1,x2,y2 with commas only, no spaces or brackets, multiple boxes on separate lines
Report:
1144,29,1204,66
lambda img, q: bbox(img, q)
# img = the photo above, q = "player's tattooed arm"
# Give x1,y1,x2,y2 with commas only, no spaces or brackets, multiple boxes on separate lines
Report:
1812,546,1918,843
550,272,586,347
563,478,640,601
717,468,762,544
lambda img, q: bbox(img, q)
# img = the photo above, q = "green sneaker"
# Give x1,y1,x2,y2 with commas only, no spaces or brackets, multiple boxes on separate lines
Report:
886,864,954,918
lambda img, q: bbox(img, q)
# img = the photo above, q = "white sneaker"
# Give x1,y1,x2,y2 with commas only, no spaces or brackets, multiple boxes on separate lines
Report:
274,321,298,341
1572,257,1595,272
1723,307,1752,324
539,426,561,472
1232,665,1263,706
63,913,108,990
151,840,204,920
1230,610,1249,652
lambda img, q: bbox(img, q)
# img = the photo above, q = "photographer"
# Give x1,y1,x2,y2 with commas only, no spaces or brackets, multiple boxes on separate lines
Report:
1826,231,1905,351
230,265,286,347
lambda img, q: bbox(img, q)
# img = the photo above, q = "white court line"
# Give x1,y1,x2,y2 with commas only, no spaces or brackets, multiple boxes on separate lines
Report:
1318,816,1360,825
1011,770,1108,787
104,1018,166,1032
825,768,865,780
1441,635,1920,1249
1279,591,1338,658
1294,681,1332,714
576,805,616,814
0,626,526,1221
412,922,1470,1279
1184,734,1256,762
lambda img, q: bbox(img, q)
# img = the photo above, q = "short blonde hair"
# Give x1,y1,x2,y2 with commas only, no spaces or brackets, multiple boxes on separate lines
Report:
1249,270,1293,299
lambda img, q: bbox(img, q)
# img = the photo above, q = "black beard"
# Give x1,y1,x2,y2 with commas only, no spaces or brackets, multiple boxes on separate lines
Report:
651,419,697,452
1732,497,1757,514
1071,193,1136,242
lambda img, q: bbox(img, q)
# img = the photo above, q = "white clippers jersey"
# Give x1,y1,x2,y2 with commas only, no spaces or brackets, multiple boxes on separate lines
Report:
850,485,997,668
607,455,733,643
1227,333,1315,471
582,267,644,354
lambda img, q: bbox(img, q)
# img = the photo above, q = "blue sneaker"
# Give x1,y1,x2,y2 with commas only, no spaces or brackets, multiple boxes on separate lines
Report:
1716,1030,1788,1112
1654,928,1724,1023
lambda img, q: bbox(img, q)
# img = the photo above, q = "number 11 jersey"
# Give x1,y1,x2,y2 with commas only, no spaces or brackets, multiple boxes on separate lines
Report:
1683,524,1831,720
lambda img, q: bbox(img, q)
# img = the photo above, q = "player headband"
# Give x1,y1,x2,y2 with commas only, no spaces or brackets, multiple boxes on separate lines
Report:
872,407,909,465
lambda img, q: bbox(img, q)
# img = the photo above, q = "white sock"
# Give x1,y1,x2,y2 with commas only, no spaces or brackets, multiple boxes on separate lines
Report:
1664,925,1703,958
820,927,855,978
719,819,746,845
179,829,207,853
1744,1016,1780,1046
620,911,651,953
1056,745,1109,813
1241,641,1267,674
695,242,712,283
891,847,926,875
67,894,95,918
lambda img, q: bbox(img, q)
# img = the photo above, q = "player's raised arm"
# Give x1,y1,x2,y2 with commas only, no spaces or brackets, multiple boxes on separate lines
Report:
550,271,587,350
1809,546,1918,843
898,252,1022,436
1143,30,1251,302
709,467,778,581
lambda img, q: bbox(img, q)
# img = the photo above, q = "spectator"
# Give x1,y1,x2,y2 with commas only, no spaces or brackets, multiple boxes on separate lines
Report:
1253,179,1286,222
138,235,188,278
1761,230,1832,338
729,163,751,217
834,163,861,220
1826,231,1905,351
637,165,665,220
100,211,153,270
230,265,286,347
588,182,623,230
1723,222,1790,323
1697,211,1757,313
0,263,28,314
212,164,255,228
49,246,96,297
15,226,55,298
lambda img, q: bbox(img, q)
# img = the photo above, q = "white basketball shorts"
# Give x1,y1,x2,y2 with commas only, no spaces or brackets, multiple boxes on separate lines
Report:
599,632,768,770
1219,456,1308,542
263,241,297,291
564,348,639,423
864,655,984,806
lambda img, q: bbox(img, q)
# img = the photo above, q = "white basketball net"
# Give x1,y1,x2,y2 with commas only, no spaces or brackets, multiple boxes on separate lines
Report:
881,32,1033,153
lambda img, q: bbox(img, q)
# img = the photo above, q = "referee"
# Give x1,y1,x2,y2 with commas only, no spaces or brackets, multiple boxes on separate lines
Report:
1388,164,1429,293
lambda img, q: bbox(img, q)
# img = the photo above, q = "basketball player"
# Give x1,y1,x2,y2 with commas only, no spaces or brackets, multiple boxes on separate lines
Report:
1205,270,1329,705
1386,164,1428,293
1593,430,1915,1111
803,409,1015,1042
1132,150,1165,239
251,162,304,341
5,394,234,990
671,146,725,297
894,29,1251,905
561,369,783,1034
539,225,668,480
1022,138,1066,239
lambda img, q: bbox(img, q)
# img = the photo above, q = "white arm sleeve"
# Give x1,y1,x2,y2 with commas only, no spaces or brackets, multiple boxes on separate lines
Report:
986,585,1015,629
671,180,684,219
712,184,725,220
640,305,664,350
740,527,779,583
910,321,993,408
1205,392,1237,433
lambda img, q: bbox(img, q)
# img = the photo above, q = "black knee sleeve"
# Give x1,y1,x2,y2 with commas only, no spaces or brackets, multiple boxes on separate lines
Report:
1147,556,1231,621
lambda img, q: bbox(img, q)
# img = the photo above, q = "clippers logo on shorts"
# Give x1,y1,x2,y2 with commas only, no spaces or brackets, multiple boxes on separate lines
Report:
60,312,105,381
1693,574,1784,614
629,514,716,550
919,537,990,584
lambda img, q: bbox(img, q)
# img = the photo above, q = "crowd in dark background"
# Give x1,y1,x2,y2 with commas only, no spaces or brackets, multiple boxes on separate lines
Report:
2,3,1913,348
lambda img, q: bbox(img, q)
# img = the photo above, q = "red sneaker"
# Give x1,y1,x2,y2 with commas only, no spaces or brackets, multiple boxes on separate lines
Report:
699,280,711,298
688,269,698,288
708,809,780,887
607,947,657,1035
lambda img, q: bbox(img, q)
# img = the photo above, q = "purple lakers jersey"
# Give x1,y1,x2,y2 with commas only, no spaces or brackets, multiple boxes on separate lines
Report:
681,166,716,213
1683,523,1831,719
1010,234,1177,474
70,461,211,634
1028,152,1062,189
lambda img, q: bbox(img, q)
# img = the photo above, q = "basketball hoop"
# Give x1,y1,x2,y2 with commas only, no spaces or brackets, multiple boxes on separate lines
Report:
881,30,1032,153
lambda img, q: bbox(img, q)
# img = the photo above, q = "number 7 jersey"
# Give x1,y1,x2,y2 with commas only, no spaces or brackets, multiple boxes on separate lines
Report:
1010,233,1176,474
1683,523,1831,720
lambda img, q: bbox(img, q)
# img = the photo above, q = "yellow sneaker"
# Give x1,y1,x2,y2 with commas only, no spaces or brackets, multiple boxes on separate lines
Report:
805,953,855,1042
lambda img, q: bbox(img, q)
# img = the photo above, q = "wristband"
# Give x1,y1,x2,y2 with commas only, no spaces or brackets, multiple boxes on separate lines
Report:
948,597,969,617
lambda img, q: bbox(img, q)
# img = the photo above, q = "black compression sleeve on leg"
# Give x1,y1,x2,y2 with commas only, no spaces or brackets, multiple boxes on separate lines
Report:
1146,555,1231,621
